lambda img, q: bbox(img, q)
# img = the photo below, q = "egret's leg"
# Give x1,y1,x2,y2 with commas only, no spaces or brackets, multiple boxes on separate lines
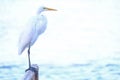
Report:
28,44,31,68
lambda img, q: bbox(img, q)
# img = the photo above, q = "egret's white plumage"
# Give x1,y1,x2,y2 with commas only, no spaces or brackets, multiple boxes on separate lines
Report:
18,13,47,55
18,6,57,67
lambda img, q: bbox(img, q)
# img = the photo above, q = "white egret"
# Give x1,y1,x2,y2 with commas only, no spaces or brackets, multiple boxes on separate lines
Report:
18,6,57,68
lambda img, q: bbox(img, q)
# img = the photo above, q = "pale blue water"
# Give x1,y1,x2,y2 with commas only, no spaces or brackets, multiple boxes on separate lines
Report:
0,0,120,80
0,58,120,80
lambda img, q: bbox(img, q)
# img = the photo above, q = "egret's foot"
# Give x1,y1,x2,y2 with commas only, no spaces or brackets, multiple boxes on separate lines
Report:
25,67,38,74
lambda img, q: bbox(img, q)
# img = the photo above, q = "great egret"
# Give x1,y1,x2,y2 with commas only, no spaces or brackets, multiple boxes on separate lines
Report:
18,6,57,68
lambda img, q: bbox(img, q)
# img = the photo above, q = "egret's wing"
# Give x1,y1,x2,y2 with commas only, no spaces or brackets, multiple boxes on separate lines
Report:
18,18,36,55
18,15,47,55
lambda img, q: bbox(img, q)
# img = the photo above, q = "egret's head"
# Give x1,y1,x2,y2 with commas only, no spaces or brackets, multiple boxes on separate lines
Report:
37,6,57,14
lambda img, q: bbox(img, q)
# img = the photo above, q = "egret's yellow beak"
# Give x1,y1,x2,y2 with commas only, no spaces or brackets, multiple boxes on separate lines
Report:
44,7,57,11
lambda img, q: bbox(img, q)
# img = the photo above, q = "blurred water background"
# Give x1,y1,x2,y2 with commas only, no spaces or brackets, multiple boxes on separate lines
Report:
0,0,120,80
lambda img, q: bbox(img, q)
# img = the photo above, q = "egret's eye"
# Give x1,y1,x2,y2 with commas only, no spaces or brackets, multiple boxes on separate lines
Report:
43,7,46,9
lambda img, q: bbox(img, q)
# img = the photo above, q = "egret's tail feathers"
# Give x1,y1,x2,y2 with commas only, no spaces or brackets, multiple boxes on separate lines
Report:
18,49,22,55
18,46,25,55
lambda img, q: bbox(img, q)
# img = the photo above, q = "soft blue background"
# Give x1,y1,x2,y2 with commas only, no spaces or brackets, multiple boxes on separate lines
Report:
0,0,120,80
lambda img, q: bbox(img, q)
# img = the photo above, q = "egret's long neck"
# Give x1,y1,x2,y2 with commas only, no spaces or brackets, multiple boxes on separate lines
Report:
37,11,41,15
37,9,43,15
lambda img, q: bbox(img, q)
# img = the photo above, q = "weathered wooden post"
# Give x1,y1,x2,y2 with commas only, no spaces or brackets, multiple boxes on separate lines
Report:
22,64,39,80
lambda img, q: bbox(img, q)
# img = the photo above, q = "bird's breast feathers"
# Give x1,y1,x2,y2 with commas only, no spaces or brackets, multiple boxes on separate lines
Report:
35,15,47,35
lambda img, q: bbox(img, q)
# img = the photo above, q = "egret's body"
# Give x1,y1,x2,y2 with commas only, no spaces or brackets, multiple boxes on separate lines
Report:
18,15,47,55
18,6,57,68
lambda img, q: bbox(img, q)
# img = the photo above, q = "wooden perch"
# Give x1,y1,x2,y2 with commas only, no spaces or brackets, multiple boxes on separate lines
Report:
22,64,39,80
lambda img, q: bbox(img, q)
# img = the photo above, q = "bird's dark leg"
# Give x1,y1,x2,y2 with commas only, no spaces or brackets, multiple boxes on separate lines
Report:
26,45,38,74
28,44,31,68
